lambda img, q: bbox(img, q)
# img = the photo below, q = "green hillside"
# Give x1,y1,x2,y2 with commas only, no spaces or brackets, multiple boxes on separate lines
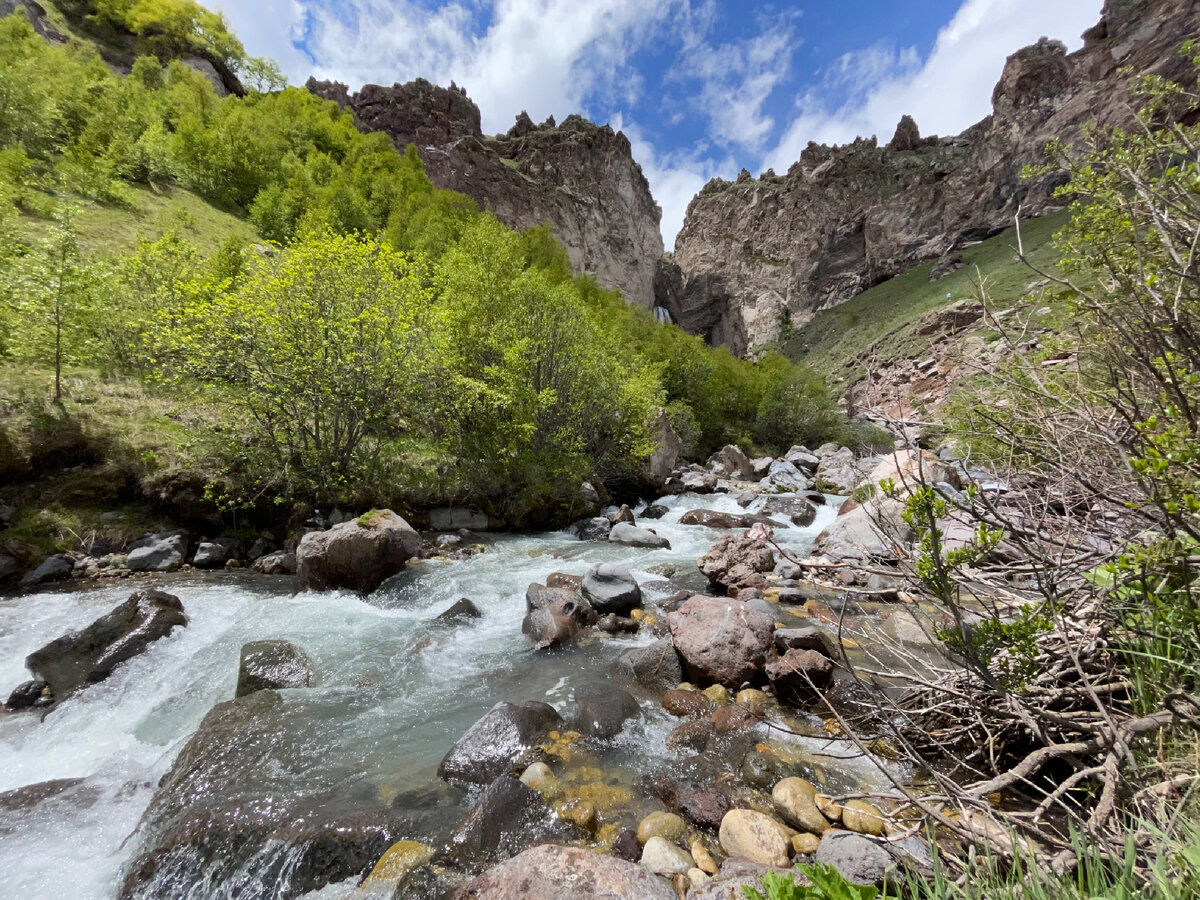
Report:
782,210,1069,383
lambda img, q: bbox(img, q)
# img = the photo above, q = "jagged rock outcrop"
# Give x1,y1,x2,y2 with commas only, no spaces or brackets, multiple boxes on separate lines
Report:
664,0,1200,355
306,77,663,307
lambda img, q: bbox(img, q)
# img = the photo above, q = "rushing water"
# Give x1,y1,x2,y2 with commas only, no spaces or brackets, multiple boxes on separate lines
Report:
0,491,903,900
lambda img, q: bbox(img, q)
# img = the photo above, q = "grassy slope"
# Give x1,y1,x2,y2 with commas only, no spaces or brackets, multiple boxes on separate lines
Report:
782,211,1069,384
18,182,259,260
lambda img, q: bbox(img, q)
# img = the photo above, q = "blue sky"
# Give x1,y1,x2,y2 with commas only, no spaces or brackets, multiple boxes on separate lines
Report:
210,0,1102,248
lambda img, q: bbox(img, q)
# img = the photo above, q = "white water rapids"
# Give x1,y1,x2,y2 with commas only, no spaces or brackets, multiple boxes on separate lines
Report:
0,491,902,900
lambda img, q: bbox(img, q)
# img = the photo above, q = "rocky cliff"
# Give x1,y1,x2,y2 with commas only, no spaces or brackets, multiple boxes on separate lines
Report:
663,0,1200,355
306,78,663,307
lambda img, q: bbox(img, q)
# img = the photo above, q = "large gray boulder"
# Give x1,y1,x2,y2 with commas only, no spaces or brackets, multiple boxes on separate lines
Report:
126,531,188,572
572,683,640,738
761,459,809,492
569,516,612,541
18,554,73,588
25,589,187,700
522,583,598,649
814,830,927,887
457,844,678,899
698,535,776,590
817,497,911,561
815,448,869,495
581,563,642,615
608,637,684,696
667,596,775,688
193,538,239,569
449,775,573,862
297,509,420,593
118,690,421,900
609,522,671,549
236,640,314,698
438,700,562,785
785,446,821,472
760,496,818,527
708,444,753,478
251,550,297,575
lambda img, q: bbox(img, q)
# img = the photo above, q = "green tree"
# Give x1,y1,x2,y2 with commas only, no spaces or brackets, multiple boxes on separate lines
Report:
178,231,433,496
6,211,96,400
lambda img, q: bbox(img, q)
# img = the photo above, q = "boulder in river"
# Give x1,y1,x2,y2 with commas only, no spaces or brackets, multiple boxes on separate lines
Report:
18,554,74,589
641,503,670,519
760,496,818,527
667,595,774,688
449,775,573,862
679,509,761,529
761,459,809,493
438,700,562,784
572,683,640,738
126,531,188,572
569,516,612,541
581,563,642,615
296,509,420,593
522,583,598,649
435,597,483,623
236,640,314,698
25,589,187,700
766,648,834,707
707,444,754,479
608,637,684,696
118,690,420,900
251,550,296,575
193,538,240,569
609,522,671,549
4,678,52,710
698,535,776,591
456,844,678,899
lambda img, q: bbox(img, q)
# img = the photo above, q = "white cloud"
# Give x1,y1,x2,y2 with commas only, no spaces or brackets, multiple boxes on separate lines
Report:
763,0,1101,172
670,15,800,152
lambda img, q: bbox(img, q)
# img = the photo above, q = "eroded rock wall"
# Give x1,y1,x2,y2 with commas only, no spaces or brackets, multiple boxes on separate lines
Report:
665,0,1200,355
306,78,663,307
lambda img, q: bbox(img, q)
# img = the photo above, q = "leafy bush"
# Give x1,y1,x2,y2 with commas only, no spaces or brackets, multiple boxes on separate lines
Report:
744,864,880,900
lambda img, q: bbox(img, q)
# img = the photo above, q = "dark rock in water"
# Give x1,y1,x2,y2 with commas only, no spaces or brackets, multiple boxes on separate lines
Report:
679,509,763,529
597,613,639,634
761,496,818,527
435,597,483,623
666,719,714,752
25,589,187,700
449,775,573,863
438,700,562,785
608,637,683,696
5,678,52,710
581,563,642,615
774,626,842,661
522,583,598,649
572,683,640,738
19,554,73,589
649,776,734,830
741,750,791,790
0,553,17,583
800,490,827,506
568,516,612,541
662,689,714,719
118,690,423,900
296,509,420,593
711,702,761,735
252,550,296,575
766,649,834,707
192,538,240,569
641,503,670,520
667,595,774,688
236,640,313,698
698,536,775,591
457,843,677,899
736,491,759,509
0,777,87,813
612,828,641,862
608,522,671,549
545,572,583,591
126,531,188,573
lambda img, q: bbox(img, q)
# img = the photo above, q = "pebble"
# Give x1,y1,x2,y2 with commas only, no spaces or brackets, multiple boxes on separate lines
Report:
842,799,887,836
640,836,694,875
691,840,719,875
638,811,688,845
718,808,791,867
772,777,829,835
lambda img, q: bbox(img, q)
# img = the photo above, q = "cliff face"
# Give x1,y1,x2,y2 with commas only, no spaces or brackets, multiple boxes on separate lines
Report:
665,0,1200,355
307,78,663,307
